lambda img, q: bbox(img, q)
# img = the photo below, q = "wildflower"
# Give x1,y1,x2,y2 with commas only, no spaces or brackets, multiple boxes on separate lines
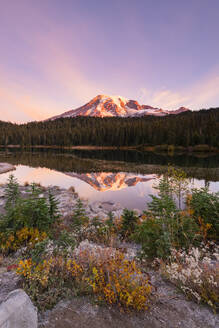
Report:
162,245,219,311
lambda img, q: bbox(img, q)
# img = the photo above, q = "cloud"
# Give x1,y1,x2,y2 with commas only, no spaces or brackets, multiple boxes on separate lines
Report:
139,71,219,110
0,74,63,122
187,74,219,109
139,88,189,109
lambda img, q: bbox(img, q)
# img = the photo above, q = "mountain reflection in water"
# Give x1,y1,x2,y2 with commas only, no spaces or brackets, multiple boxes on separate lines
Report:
0,165,158,210
0,149,218,210
64,172,153,192
0,165,218,211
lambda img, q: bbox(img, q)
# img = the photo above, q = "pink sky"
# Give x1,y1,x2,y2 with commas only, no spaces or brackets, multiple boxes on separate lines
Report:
0,0,219,123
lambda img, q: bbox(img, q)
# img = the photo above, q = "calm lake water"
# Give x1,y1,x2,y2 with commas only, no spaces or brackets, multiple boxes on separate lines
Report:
0,148,218,211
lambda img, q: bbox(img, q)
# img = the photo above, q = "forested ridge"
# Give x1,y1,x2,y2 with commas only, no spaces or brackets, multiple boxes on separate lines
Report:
0,108,218,148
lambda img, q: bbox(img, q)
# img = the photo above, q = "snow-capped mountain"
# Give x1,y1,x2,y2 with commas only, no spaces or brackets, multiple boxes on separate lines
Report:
48,94,191,120
64,172,153,192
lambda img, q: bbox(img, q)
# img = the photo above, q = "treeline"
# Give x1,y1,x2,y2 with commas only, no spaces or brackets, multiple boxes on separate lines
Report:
0,108,219,148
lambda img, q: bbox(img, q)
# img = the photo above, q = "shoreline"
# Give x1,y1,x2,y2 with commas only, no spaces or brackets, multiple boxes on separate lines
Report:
0,183,126,219
0,157,219,181
0,144,219,154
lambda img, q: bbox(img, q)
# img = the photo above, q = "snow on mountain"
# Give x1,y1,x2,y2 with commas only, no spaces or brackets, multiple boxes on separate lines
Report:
48,94,191,120
168,107,191,115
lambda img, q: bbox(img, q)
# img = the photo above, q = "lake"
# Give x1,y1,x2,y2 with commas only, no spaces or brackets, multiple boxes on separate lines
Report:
0,148,218,211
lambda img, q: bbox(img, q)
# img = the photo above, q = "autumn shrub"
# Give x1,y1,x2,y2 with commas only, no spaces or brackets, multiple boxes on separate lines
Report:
0,227,47,254
87,252,152,310
74,241,152,310
73,240,118,268
17,256,84,310
17,242,152,312
162,244,219,312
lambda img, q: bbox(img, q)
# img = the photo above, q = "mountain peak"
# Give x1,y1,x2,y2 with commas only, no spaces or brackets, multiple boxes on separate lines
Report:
169,106,191,114
178,106,190,111
95,94,129,103
47,95,191,120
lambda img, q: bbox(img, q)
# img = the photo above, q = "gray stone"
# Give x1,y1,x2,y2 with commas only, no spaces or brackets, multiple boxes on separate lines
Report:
38,273,219,328
112,209,123,218
0,272,21,304
0,163,15,175
38,292,219,328
0,289,37,328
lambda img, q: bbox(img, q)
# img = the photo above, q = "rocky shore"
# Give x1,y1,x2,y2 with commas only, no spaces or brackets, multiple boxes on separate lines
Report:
0,161,129,218
0,183,126,219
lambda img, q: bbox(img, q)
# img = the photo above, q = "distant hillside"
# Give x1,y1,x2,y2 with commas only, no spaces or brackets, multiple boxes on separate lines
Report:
0,107,218,149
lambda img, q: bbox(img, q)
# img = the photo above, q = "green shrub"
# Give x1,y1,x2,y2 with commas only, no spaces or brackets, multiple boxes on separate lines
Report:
4,174,20,209
133,217,163,258
167,166,189,209
56,230,76,249
30,229,76,263
30,238,50,263
190,188,219,241
134,213,200,260
0,175,59,235
71,199,89,230
120,208,138,239
133,171,200,260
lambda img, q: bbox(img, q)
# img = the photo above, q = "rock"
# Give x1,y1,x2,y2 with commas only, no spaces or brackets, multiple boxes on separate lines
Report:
89,201,102,213
0,182,126,220
0,163,15,175
0,268,7,275
111,209,123,218
0,271,21,304
0,289,37,328
100,201,123,213
39,292,219,328
95,211,108,219
37,249,218,328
